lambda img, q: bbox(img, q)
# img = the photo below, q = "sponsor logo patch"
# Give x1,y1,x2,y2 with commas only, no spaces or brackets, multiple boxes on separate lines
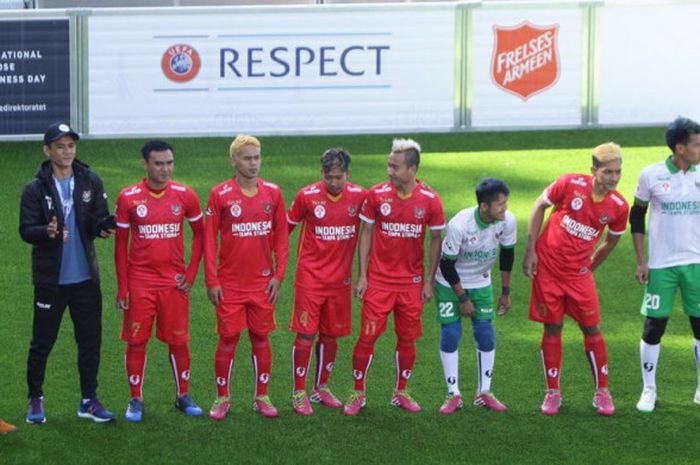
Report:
161,44,201,83
491,22,560,100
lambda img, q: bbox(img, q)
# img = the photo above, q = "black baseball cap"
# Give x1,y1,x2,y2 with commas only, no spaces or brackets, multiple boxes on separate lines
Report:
44,122,80,144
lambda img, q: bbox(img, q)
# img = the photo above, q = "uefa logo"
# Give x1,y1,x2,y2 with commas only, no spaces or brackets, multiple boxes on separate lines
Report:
161,44,201,83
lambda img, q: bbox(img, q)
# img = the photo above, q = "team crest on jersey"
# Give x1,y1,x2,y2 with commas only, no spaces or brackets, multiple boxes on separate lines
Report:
136,204,148,218
81,190,92,203
347,206,358,217
314,205,326,219
468,235,478,245
171,204,182,216
661,182,671,192
263,202,273,214
230,204,242,218
380,202,392,216
599,213,609,224
570,197,583,211
414,207,426,219
161,44,201,83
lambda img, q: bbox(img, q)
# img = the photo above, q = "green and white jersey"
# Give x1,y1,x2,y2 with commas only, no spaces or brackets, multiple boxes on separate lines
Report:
635,157,700,269
435,207,516,289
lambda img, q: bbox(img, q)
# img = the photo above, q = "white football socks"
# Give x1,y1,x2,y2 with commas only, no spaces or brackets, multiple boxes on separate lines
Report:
640,340,660,390
440,350,460,396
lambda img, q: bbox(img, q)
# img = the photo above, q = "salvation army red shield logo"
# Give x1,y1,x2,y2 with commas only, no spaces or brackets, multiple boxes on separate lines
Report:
491,22,560,100
161,44,201,83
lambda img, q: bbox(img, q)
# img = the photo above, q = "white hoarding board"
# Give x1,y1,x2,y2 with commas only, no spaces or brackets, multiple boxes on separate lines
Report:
470,7,583,128
598,2,700,125
87,6,456,136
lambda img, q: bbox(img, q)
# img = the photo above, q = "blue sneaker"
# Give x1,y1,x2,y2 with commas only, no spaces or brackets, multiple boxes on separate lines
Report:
175,394,202,416
26,396,46,424
78,398,115,423
125,398,144,423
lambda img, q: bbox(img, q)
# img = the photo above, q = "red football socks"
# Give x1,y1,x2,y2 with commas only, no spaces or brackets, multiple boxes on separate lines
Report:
214,334,240,398
584,332,609,389
250,332,272,397
541,332,562,390
315,334,338,388
351,337,375,392
168,344,191,397
395,339,416,391
126,343,147,399
292,334,313,391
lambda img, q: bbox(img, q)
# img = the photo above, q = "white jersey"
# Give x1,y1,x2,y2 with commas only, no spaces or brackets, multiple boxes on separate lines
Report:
635,157,700,269
435,207,517,289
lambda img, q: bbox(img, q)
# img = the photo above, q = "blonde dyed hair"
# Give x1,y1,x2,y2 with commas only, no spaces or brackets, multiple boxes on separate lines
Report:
592,142,622,167
391,138,421,168
230,134,261,159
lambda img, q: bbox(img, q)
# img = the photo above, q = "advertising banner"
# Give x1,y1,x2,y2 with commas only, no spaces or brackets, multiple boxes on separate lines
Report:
0,20,70,136
470,7,583,128
87,6,456,136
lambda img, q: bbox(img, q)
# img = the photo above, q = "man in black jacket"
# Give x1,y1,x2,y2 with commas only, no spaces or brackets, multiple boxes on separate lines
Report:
19,122,115,424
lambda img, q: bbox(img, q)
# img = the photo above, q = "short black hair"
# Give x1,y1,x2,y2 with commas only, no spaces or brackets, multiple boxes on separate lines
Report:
665,117,700,152
141,140,174,160
320,148,351,173
476,178,510,205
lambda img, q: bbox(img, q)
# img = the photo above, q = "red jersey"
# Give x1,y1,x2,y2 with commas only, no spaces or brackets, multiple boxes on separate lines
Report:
360,181,445,289
536,173,629,279
204,178,289,291
115,179,203,290
287,181,367,291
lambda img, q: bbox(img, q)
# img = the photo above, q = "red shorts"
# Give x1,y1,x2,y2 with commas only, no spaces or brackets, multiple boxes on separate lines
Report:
121,287,190,345
216,288,276,337
360,285,423,341
289,286,352,337
528,265,600,326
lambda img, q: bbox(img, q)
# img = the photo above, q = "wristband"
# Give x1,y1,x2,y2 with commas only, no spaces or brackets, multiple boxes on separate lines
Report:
457,293,469,304
502,286,510,296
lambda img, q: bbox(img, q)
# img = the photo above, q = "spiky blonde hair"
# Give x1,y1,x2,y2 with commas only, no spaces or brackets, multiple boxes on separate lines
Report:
230,134,261,159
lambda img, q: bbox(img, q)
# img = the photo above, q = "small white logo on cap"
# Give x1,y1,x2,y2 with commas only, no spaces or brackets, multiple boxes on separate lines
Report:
58,123,71,132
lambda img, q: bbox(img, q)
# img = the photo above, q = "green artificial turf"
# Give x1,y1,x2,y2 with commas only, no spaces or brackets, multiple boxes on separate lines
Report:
1,127,698,465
